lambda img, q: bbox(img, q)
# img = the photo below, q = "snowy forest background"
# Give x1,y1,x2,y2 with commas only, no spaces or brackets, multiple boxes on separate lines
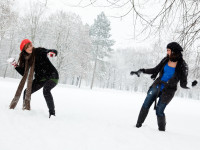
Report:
0,0,200,99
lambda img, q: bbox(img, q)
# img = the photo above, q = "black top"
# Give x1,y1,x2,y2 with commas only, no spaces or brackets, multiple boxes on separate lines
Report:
143,56,188,104
15,47,59,81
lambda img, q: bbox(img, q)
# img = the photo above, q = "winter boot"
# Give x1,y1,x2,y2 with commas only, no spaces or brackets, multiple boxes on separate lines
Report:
136,107,149,128
157,115,166,131
49,109,55,118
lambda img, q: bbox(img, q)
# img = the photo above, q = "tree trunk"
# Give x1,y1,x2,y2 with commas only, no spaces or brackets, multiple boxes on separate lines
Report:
90,45,99,89
90,56,98,89
3,33,14,78
79,76,82,88
71,76,75,85
106,68,111,88
76,77,79,86
3,65,8,78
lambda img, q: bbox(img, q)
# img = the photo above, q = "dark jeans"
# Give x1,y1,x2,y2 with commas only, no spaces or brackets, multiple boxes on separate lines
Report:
142,87,167,117
23,79,57,111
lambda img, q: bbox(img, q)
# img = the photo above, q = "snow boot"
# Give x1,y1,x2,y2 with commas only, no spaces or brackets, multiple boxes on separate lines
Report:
49,110,55,118
136,107,149,128
157,115,166,131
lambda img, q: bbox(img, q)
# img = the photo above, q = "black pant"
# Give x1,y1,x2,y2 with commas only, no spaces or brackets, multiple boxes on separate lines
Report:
23,79,57,111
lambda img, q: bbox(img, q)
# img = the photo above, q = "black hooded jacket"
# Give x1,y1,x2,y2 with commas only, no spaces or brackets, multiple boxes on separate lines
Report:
15,47,59,81
144,56,188,104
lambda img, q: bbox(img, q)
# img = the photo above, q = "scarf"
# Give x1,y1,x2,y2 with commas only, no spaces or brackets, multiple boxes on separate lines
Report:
9,54,35,110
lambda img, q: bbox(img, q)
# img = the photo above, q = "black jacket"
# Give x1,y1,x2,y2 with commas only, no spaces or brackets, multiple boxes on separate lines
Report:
16,47,59,81
144,56,189,104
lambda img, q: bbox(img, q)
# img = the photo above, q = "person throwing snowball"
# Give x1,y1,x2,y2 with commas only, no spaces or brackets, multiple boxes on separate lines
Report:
8,39,59,118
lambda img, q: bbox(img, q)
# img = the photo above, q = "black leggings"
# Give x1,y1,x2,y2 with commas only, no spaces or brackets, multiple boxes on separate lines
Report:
23,79,57,111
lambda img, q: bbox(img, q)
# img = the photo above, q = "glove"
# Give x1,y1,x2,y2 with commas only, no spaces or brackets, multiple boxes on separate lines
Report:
130,69,145,77
48,52,56,57
192,80,198,87
7,58,17,67
49,110,55,118
130,71,141,77
49,49,58,56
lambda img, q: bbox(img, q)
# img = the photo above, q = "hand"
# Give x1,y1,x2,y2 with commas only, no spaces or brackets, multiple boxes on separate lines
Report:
50,49,58,56
192,80,198,87
7,58,17,67
130,71,136,76
130,69,145,77
48,52,56,57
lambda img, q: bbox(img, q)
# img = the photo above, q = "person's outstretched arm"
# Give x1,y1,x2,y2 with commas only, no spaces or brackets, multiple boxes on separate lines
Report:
130,57,167,79
38,47,58,57
143,57,167,74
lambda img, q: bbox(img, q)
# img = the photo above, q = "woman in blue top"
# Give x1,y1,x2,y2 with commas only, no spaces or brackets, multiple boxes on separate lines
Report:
130,42,197,131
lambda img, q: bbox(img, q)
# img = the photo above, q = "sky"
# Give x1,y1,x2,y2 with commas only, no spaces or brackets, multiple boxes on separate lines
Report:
13,0,159,50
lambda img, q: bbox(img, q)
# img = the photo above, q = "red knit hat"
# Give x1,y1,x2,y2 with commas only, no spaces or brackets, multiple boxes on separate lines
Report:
20,39,32,51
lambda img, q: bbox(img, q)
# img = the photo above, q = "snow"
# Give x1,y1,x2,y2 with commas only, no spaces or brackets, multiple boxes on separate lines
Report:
0,77,200,150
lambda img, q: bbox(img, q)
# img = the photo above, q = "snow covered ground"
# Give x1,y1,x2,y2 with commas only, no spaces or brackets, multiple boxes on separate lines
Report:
0,77,200,150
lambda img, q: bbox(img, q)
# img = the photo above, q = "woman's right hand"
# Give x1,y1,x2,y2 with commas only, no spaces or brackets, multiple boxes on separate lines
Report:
130,69,144,77
7,58,17,67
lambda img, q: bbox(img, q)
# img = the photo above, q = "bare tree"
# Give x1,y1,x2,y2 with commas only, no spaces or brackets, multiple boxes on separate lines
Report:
0,0,13,44
0,0,17,77
67,0,200,49
19,1,47,43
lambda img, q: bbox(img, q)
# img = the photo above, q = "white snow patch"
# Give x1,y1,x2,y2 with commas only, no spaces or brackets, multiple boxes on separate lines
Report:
0,77,200,150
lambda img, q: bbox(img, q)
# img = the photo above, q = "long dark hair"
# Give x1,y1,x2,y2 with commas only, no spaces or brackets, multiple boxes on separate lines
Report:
18,43,36,67
167,52,183,62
